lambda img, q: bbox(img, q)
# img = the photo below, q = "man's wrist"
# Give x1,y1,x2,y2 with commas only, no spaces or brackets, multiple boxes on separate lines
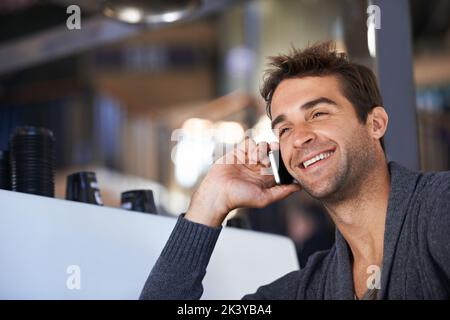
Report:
184,206,227,228
185,189,229,227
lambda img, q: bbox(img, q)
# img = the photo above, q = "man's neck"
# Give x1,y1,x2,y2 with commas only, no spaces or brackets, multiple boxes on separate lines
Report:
324,160,391,265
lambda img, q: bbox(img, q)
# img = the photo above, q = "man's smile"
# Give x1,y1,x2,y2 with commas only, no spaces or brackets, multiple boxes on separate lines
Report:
292,147,337,174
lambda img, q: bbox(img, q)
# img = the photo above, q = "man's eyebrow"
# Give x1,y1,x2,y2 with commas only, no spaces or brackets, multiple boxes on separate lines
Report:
301,97,337,110
271,114,286,130
271,97,337,129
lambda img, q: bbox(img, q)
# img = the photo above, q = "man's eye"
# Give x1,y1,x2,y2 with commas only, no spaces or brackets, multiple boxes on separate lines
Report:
312,112,327,119
279,128,290,136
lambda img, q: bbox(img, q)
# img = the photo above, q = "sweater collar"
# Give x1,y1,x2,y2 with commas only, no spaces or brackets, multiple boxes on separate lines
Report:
333,161,421,299
378,161,421,299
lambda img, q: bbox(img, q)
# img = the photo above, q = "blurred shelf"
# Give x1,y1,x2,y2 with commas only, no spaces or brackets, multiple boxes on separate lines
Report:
415,53,450,87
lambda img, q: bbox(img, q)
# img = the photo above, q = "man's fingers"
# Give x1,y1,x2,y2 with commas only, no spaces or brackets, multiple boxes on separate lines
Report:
236,137,256,154
248,141,271,167
232,138,276,168
257,142,270,167
269,141,279,151
261,183,301,206
249,141,258,165
234,137,254,164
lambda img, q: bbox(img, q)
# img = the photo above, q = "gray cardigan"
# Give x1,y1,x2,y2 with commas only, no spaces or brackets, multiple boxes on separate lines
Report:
140,162,450,299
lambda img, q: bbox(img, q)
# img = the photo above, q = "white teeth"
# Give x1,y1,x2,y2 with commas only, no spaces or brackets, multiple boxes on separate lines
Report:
303,151,333,168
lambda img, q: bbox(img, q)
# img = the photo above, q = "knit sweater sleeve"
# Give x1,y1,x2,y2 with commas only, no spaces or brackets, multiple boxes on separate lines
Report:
426,171,450,281
241,270,301,300
139,215,222,300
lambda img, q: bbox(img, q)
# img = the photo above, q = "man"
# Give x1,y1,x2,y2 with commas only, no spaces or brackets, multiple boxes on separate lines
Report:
140,42,450,300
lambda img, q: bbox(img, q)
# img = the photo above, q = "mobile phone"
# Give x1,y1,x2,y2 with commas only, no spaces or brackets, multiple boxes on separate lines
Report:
268,149,296,185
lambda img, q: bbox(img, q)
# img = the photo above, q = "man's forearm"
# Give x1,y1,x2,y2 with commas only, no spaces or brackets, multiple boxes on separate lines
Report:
139,215,222,300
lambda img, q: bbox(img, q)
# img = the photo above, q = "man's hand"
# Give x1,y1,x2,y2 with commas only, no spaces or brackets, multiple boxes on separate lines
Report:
185,138,301,227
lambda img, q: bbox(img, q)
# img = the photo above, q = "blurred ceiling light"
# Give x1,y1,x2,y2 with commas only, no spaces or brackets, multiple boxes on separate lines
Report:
175,118,215,188
155,11,184,23
181,118,213,138
214,121,245,144
252,115,277,144
115,7,143,23
175,140,210,188
102,0,202,24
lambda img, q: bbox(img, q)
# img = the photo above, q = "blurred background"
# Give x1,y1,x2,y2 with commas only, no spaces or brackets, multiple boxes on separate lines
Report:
0,0,449,267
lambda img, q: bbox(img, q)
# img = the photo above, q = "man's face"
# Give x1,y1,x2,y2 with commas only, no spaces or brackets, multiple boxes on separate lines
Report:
270,75,377,200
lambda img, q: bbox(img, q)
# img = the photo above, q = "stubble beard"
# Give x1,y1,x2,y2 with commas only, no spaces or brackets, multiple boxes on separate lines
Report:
302,132,378,205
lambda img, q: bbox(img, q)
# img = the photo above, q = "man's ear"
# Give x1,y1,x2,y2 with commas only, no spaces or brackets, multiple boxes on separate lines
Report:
368,106,389,141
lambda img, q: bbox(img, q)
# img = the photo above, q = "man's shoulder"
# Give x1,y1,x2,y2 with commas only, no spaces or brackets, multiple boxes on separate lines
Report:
416,169,450,223
391,163,450,221
389,161,450,193
419,169,450,194
420,170,450,268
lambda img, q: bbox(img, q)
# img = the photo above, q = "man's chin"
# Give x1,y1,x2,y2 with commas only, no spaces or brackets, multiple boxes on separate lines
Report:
298,180,339,200
303,188,334,200
294,163,346,200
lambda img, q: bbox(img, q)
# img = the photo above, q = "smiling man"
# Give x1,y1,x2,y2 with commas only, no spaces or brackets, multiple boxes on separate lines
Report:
140,42,450,300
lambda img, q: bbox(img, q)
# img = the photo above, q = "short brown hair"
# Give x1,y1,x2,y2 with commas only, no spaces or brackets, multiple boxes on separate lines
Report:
261,41,385,149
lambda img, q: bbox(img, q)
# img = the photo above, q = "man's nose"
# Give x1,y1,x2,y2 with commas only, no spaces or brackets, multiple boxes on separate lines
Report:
292,128,316,149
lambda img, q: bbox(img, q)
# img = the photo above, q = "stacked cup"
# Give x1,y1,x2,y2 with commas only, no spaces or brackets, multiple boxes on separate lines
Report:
121,190,157,214
66,171,104,206
0,150,11,190
10,126,55,197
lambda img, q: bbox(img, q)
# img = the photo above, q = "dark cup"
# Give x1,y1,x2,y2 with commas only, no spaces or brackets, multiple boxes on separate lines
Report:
121,190,157,214
66,171,103,205
0,150,11,190
226,215,251,230
10,126,55,197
